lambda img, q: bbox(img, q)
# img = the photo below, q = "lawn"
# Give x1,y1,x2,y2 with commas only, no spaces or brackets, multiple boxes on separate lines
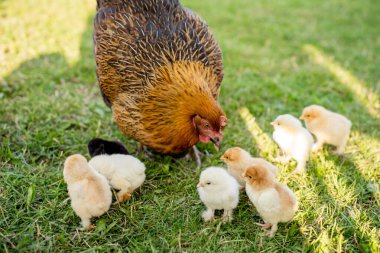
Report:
0,0,379,251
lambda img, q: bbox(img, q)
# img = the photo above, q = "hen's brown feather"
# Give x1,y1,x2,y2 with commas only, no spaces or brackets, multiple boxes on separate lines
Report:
94,0,225,155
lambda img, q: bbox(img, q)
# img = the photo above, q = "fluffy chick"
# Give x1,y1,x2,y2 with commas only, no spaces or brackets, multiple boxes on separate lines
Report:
63,154,112,230
243,164,297,237
88,138,129,157
271,114,314,173
221,147,278,186
300,105,352,155
197,167,240,222
88,154,146,203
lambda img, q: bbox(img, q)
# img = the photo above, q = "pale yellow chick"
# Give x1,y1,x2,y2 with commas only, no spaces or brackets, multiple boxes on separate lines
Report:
271,114,314,173
242,164,297,237
300,105,352,155
63,154,112,230
89,154,146,203
221,147,278,186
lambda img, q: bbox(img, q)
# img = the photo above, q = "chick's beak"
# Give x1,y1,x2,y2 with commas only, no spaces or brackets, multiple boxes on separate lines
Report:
270,121,275,126
197,182,204,188
299,115,304,120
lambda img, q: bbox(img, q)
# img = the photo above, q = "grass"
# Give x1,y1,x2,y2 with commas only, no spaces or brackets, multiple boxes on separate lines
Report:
0,0,379,251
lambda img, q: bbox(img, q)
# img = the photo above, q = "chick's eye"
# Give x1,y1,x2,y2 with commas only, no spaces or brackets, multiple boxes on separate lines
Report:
277,123,281,126
206,182,211,185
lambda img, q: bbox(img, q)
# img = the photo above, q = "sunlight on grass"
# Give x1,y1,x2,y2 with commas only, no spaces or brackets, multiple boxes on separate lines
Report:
0,0,95,78
303,44,380,119
238,107,275,157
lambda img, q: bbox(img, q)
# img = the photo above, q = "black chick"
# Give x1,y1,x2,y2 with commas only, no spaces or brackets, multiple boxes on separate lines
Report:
88,138,129,157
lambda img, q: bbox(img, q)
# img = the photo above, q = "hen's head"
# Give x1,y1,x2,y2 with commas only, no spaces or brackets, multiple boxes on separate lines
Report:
193,114,226,151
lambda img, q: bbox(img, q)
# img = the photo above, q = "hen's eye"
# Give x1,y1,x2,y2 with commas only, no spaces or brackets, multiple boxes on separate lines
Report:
204,123,210,129
248,176,252,179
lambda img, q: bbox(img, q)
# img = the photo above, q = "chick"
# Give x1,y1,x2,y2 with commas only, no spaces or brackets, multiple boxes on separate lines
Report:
63,154,112,230
243,164,297,237
197,167,240,222
88,154,146,203
88,138,129,157
300,105,352,155
221,147,278,186
271,114,314,173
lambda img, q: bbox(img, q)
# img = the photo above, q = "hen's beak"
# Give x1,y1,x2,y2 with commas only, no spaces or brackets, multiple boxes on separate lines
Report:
210,137,221,151
197,182,204,188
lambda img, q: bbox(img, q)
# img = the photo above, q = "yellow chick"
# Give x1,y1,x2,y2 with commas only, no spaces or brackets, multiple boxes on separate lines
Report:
300,105,352,155
221,147,278,186
242,164,297,237
271,114,314,173
63,154,112,230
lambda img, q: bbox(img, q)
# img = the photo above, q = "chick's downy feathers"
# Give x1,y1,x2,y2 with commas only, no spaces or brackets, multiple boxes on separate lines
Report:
63,154,112,230
221,147,278,186
89,154,146,203
197,167,240,222
300,105,351,154
271,114,314,173
243,164,297,237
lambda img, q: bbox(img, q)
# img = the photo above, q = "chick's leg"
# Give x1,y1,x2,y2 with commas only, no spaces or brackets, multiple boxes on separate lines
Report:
222,209,233,223
293,156,307,174
273,155,291,164
80,217,94,231
312,139,324,152
267,223,278,237
202,207,214,222
255,222,272,230
334,137,348,155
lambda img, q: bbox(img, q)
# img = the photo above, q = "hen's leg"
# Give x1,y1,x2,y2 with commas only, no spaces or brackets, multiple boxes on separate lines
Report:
189,145,202,169
136,143,155,160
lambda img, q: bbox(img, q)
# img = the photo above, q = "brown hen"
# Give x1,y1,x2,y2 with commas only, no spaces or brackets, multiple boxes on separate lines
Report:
93,0,226,158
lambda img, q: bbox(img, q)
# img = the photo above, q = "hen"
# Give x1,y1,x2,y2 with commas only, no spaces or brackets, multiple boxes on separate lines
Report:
93,0,226,161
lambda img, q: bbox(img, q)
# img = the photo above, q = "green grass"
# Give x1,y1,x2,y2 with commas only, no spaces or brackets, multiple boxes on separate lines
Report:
1,0,379,251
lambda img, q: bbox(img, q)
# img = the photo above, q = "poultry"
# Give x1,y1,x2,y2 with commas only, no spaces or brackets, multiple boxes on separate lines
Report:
93,0,227,167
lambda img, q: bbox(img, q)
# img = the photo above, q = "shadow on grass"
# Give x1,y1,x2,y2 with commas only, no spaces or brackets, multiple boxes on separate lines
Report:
306,160,377,252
